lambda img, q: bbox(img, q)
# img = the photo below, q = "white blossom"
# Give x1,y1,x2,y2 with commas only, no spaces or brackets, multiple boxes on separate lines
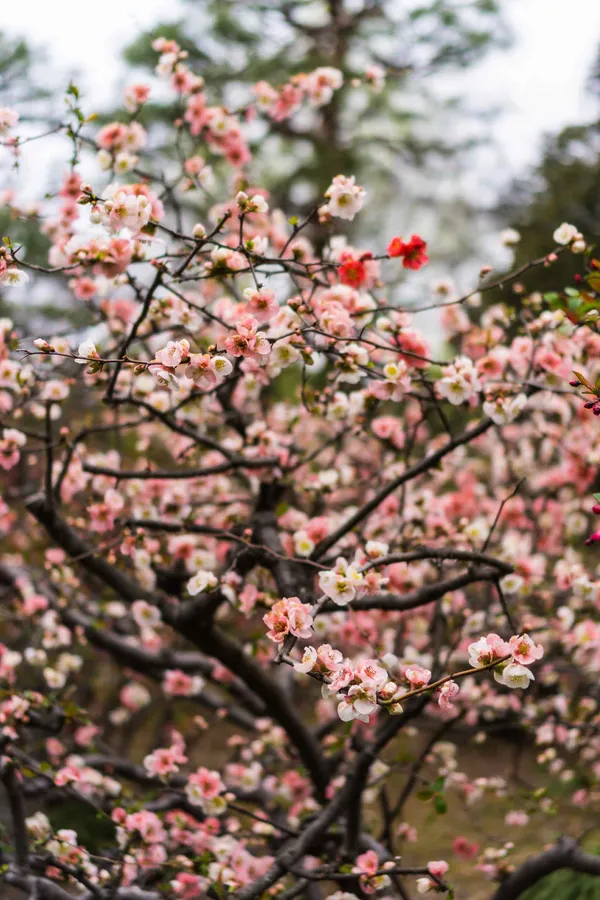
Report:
187,570,218,595
553,222,579,245
324,174,366,221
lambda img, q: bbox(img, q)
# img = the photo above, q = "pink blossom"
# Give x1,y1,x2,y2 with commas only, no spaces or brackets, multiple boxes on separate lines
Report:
438,680,460,710
171,872,207,899
452,836,479,859
504,810,529,827
509,634,544,665
186,767,225,806
354,849,379,876
244,288,278,322
355,658,388,688
404,665,432,688
428,860,449,879
468,633,510,668
263,597,314,643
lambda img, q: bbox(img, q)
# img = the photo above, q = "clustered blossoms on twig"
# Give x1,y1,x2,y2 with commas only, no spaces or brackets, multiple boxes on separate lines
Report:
264,555,544,723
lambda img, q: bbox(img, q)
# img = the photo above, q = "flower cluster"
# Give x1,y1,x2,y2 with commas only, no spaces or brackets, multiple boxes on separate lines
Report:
263,596,314,643
387,234,429,270
468,633,543,689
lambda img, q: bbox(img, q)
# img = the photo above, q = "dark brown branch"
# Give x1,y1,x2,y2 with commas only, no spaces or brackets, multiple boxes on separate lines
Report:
83,456,279,479
181,623,329,801
490,837,600,900
60,607,261,728
109,395,235,459
323,568,504,612
4,870,75,900
26,492,156,604
344,696,430,856
1,760,28,869
362,548,513,574
236,697,428,900
105,268,163,401
24,495,327,800
311,415,496,559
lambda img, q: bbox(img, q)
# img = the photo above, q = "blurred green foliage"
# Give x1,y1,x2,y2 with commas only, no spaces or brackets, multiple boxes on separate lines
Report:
494,45,600,299
521,845,600,900
0,30,53,321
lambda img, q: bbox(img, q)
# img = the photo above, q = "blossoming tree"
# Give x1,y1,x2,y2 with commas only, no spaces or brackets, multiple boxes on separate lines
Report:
1,32,600,900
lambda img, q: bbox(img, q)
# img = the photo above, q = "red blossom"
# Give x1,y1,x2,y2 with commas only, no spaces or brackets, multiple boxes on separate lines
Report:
386,233,429,269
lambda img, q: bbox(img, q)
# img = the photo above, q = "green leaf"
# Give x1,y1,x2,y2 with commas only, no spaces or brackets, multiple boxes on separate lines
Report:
586,272,600,291
425,364,444,380
433,795,448,814
431,775,446,792
573,371,596,392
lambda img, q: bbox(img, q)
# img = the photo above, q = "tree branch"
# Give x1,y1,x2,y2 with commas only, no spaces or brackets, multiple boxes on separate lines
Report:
490,837,600,900
311,415,496,559
1,759,28,869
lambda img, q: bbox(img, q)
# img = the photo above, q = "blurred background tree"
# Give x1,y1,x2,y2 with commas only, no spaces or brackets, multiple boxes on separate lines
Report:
0,29,50,107
493,44,600,298
116,0,510,260
0,30,52,273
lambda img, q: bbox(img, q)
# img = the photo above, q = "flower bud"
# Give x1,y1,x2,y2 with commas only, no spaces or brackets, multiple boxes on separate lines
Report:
33,339,54,352
378,681,399,703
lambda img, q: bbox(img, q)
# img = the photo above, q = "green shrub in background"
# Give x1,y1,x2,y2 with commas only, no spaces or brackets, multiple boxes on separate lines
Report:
521,845,600,900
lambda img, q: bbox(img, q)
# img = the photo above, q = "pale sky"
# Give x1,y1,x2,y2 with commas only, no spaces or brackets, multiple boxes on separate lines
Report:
5,0,600,178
